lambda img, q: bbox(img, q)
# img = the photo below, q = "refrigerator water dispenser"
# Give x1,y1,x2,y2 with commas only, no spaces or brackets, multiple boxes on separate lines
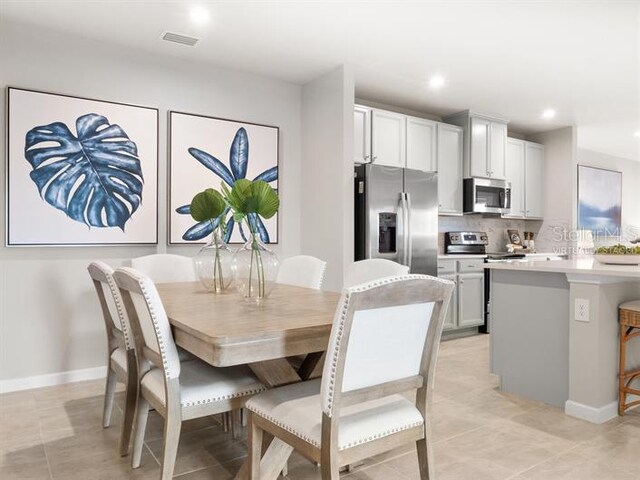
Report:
378,213,397,253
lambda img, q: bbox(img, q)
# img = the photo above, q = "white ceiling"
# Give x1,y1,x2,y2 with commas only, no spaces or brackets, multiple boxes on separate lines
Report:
2,0,639,160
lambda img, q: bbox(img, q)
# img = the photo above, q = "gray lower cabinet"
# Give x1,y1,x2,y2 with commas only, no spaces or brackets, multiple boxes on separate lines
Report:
438,259,485,332
440,274,457,331
457,273,485,328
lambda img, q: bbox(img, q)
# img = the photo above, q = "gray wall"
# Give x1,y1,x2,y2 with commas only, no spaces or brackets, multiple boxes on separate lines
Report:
0,20,304,385
529,126,577,254
301,66,354,292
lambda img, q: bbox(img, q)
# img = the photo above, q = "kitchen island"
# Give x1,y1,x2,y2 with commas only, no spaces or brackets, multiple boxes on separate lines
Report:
486,257,640,423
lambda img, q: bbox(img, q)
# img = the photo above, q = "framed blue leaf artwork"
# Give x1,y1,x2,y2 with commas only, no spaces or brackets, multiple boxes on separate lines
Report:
7,88,158,246
169,111,279,244
577,165,622,236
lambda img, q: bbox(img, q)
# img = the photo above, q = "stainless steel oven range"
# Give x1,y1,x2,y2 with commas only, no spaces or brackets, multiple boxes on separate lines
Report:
444,231,525,333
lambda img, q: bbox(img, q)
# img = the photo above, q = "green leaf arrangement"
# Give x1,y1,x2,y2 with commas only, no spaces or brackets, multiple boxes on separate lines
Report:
189,180,280,299
190,188,227,223
221,179,280,232
189,188,229,293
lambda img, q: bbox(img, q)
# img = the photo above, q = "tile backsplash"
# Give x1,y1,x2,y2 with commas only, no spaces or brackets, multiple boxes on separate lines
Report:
438,215,543,253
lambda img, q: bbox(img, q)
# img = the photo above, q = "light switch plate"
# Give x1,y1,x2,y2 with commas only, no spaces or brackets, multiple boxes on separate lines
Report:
575,298,590,322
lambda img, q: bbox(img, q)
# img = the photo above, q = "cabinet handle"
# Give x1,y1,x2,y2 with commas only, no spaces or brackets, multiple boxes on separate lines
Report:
364,154,370,160
460,280,464,284
371,156,378,163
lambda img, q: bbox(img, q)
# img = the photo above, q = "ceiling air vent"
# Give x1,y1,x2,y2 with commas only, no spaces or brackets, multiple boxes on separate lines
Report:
161,32,199,47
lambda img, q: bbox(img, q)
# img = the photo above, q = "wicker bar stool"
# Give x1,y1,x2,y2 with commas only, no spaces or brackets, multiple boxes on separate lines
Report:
619,300,640,416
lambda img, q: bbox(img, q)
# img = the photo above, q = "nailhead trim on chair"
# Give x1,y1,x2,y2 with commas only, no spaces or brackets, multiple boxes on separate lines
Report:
323,274,443,417
317,263,328,290
105,272,133,350
248,404,321,447
182,385,266,407
248,404,424,450
138,280,174,379
338,420,424,449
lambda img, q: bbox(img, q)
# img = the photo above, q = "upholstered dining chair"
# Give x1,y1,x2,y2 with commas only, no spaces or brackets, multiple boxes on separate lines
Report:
131,253,196,283
113,267,266,480
87,261,137,457
246,274,454,480
343,259,410,288
277,255,328,290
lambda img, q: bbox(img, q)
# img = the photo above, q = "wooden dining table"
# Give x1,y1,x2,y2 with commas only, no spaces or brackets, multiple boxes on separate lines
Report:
156,281,341,480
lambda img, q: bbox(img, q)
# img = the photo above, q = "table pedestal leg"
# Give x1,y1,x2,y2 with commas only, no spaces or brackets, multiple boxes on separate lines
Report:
234,435,294,480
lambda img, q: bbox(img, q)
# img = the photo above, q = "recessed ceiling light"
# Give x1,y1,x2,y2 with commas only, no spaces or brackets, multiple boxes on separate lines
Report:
429,75,446,89
189,5,210,25
542,109,556,120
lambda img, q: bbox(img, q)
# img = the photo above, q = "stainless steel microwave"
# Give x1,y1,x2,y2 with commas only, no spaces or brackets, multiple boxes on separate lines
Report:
463,178,511,214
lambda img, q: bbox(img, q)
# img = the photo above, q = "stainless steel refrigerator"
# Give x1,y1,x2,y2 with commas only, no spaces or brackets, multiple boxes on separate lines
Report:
354,164,438,277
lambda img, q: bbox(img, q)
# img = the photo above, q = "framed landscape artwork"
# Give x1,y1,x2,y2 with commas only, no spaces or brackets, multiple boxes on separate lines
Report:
169,111,279,244
577,164,622,236
7,87,159,246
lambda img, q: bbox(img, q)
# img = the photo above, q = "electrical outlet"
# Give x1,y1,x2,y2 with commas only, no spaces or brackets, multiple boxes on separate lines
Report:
575,298,590,322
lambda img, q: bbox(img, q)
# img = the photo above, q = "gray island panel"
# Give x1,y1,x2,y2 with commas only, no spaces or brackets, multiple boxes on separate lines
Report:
490,269,570,407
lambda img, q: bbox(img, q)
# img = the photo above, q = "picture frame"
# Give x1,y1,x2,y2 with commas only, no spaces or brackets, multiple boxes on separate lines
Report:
6,87,159,246
168,110,279,245
577,164,622,236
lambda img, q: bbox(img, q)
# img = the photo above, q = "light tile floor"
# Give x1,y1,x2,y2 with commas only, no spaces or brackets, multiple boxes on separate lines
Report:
1,335,639,479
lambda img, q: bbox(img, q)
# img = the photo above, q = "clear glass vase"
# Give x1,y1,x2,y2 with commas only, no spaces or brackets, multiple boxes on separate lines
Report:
232,233,279,304
193,231,234,293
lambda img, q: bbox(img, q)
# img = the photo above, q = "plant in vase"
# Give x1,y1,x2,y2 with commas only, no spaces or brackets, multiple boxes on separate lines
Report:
221,179,280,304
190,188,233,293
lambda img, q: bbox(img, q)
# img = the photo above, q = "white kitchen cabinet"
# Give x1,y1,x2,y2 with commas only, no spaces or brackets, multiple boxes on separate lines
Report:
504,139,525,218
353,106,371,164
371,109,405,168
440,274,457,331
444,110,509,180
524,142,544,218
406,116,437,172
489,122,507,179
457,273,485,328
437,124,463,215
503,138,544,219
470,116,490,178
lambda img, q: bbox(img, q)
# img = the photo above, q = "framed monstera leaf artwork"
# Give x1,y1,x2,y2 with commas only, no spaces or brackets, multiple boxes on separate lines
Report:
169,111,279,244
7,88,158,246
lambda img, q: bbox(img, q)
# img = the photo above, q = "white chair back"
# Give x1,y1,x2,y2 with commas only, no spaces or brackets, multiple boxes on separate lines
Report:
343,259,409,288
87,261,133,350
114,267,181,380
320,275,454,417
131,254,196,283
276,255,327,290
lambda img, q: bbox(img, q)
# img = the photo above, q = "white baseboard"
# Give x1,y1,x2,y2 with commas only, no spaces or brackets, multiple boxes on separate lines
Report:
565,400,618,424
0,366,107,394
565,393,640,424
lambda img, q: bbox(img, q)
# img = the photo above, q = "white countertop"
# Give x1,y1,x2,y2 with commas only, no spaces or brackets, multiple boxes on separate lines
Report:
484,257,640,278
438,254,487,260
438,252,561,260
